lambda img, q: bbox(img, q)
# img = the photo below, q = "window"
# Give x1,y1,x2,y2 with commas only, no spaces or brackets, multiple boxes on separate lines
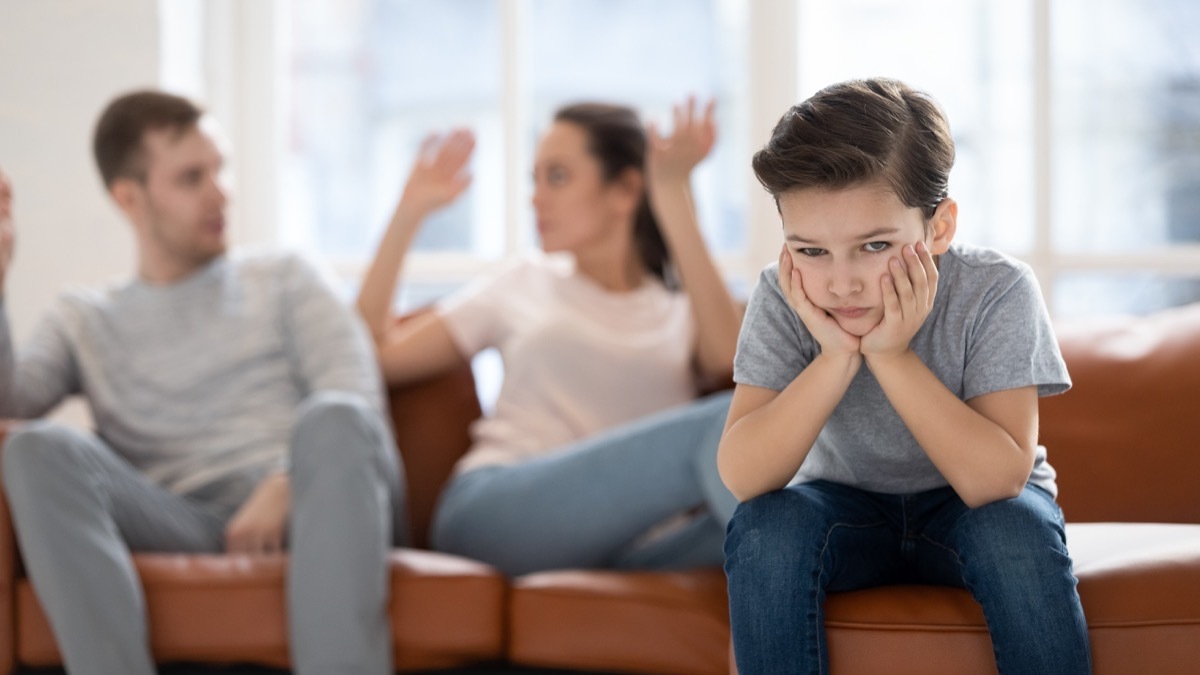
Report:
1049,0,1200,316
276,0,749,311
169,0,1200,318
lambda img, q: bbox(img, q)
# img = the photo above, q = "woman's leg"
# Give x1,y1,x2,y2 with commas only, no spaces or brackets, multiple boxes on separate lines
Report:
914,485,1092,675
431,391,734,575
724,481,903,675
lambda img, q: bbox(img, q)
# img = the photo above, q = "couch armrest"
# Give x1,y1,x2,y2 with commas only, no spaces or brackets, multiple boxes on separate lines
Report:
0,421,22,675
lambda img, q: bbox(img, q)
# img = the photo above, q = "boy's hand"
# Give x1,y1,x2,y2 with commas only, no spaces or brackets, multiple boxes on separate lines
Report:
779,246,860,357
397,129,474,218
0,168,14,290
225,471,290,555
646,96,716,185
861,241,938,359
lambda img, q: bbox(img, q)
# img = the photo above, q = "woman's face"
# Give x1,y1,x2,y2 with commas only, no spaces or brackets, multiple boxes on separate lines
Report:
531,121,632,254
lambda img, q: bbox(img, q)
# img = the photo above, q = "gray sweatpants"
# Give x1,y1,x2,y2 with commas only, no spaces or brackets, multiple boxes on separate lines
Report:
1,391,406,675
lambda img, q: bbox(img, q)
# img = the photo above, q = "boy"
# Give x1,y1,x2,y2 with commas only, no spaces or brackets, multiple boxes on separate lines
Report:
719,78,1091,674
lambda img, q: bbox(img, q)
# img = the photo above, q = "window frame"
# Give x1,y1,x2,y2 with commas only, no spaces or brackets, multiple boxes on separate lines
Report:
167,0,1200,316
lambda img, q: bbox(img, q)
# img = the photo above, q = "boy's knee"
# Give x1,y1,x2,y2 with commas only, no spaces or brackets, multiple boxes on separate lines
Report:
726,490,817,569
955,491,1070,575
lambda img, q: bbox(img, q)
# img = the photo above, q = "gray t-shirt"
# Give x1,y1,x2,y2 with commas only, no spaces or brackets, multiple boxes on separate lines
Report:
733,242,1070,496
0,250,382,510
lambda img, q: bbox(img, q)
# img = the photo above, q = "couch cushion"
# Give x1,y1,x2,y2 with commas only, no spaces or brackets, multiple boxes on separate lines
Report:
508,568,730,675
509,524,1200,675
16,548,505,670
820,522,1200,674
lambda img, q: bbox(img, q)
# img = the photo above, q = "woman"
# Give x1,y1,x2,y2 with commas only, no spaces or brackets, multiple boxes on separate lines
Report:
357,98,742,576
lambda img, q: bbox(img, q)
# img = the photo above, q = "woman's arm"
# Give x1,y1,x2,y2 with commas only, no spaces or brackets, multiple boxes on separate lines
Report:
356,131,475,386
645,98,742,382
356,130,475,343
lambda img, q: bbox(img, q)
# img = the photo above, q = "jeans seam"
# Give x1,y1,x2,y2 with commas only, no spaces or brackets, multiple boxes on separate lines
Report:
815,519,887,672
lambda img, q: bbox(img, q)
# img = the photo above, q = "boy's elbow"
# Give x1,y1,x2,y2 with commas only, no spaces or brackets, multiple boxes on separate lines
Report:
960,477,1026,509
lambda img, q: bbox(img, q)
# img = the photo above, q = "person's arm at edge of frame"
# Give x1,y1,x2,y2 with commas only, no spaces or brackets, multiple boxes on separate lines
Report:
355,131,474,386
645,97,743,384
0,167,78,420
717,248,860,502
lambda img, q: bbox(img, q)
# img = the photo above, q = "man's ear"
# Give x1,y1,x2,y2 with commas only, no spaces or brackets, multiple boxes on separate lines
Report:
927,198,957,254
109,178,144,221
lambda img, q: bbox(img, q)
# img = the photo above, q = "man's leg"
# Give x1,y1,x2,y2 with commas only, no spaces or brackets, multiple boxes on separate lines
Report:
287,391,404,675
430,391,735,576
2,421,226,675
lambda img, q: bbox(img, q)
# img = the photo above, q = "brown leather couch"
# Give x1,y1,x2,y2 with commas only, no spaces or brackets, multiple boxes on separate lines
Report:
3,302,1200,674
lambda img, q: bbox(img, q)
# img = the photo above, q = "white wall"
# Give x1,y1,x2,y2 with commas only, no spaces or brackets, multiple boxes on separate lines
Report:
0,0,159,422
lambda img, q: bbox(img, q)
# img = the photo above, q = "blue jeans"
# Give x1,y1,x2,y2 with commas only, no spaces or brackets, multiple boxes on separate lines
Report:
724,480,1092,675
432,391,736,576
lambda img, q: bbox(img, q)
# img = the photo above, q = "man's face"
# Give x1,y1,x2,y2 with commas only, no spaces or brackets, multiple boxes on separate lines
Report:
126,121,230,273
779,182,950,337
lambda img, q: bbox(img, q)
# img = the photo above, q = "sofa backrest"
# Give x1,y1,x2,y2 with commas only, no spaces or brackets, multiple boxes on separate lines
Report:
386,303,1200,547
387,363,481,550
1041,302,1200,524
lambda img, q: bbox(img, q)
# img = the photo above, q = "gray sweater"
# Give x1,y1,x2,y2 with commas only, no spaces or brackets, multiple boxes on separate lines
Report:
0,251,383,502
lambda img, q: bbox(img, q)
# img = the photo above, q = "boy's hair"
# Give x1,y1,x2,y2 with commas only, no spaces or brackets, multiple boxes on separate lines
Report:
752,78,954,218
93,90,204,188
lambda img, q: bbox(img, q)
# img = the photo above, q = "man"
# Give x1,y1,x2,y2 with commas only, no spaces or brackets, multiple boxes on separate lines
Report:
0,90,406,675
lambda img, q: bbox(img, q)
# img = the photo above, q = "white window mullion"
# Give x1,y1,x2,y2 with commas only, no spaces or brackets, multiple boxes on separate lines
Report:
202,0,279,250
501,0,529,259
1032,0,1055,311
744,0,800,287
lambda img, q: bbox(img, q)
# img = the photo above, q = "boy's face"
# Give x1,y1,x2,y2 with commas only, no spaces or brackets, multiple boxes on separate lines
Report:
778,182,955,337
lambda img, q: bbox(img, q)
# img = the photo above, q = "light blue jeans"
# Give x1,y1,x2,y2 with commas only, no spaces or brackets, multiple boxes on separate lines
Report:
724,480,1092,675
431,390,735,576
2,392,405,675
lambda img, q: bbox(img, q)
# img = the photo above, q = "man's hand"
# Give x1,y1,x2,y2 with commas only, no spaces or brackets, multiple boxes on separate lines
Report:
225,471,291,555
860,241,939,359
0,168,15,290
779,246,861,357
646,96,717,185
397,129,475,218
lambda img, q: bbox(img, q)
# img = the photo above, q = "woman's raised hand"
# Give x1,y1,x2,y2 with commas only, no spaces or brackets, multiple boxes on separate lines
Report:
397,129,475,217
647,96,717,183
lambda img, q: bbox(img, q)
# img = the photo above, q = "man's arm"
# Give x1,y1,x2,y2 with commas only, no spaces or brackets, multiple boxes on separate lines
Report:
284,254,384,409
0,169,79,418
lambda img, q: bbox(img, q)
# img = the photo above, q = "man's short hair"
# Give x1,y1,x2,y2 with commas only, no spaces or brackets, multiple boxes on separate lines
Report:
92,90,204,188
